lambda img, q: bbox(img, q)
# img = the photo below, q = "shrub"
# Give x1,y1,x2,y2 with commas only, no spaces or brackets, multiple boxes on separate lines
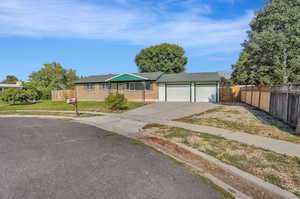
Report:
0,86,41,105
105,93,128,110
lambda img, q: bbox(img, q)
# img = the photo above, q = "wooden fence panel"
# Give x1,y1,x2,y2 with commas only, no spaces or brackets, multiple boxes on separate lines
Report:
220,86,241,102
245,90,252,105
241,90,246,102
287,93,300,127
259,91,270,112
270,92,289,122
252,91,260,107
52,90,75,101
238,85,299,127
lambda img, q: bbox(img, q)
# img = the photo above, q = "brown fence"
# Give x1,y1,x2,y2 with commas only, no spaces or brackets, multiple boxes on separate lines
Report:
51,90,75,101
220,86,241,102
239,85,300,127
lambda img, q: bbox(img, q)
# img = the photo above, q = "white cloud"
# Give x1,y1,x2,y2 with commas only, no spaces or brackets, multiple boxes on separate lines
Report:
0,0,252,55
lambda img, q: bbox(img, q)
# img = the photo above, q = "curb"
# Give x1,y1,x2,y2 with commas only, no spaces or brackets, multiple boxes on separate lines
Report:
142,134,298,199
0,115,74,120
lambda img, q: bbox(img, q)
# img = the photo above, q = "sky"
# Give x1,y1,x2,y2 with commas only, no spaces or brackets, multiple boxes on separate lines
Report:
0,0,266,81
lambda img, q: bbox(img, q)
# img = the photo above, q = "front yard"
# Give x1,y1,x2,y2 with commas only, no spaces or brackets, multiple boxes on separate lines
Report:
175,104,300,143
0,100,145,113
143,124,300,197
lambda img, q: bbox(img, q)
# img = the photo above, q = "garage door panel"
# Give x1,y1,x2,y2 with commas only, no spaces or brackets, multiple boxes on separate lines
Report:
167,84,190,102
195,85,217,102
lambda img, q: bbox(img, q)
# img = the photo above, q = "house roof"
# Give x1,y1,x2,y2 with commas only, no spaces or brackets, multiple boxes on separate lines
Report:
157,72,220,83
0,83,23,88
74,72,163,84
106,73,148,82
74,74,116,84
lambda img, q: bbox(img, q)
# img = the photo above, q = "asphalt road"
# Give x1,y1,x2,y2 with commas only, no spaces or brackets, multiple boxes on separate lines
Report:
0,118,223,199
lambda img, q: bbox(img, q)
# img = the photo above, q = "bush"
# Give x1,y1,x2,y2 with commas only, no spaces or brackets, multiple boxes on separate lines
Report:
0,86,41,105
105,93,128,110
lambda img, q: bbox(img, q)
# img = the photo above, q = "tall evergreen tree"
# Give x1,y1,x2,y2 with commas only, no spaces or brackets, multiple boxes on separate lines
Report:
232,0,300,85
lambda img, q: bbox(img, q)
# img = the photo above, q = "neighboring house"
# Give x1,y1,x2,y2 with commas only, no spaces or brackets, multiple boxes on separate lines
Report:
0,82,22,92
73,72,220,102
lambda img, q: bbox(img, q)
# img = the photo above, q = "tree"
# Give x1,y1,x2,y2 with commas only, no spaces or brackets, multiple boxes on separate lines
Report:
0,84,41,105
28,62,79,99
232,0,300,85
2,75,19,84
135,43,188,73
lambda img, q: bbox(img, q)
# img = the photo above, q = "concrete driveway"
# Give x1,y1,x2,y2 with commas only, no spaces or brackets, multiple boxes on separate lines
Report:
0,118,223,199
124,102,218,120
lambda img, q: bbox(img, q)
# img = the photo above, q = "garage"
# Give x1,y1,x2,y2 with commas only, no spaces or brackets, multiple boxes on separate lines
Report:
166,84,191,102
158,72,220,103
195,84,217,102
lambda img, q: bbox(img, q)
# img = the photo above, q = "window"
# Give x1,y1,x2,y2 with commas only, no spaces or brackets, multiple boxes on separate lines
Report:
118,83,127,90
101,83,112,90
84,83,94,89
128,82,152,91
146,81,152,90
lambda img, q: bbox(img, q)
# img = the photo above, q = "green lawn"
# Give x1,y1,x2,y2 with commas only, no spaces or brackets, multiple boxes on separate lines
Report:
0,100,145,113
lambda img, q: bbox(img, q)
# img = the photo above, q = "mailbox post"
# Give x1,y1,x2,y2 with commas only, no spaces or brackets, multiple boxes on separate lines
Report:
67,98,79,116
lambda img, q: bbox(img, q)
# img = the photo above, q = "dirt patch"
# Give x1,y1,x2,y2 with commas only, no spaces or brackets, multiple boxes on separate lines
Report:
175,104,300,143
143,125,300,197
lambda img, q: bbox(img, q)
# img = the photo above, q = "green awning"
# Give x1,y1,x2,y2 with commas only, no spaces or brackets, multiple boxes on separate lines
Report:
106,73,148,82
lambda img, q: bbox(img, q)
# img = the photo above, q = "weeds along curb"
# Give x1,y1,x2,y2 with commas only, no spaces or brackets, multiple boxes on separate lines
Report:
0,115,74,120
142,134,298,199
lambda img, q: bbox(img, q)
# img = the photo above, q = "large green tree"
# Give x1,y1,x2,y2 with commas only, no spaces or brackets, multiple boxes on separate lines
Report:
135,43,188,73
1,75,19,84
232,0,300,85
28,62,79,99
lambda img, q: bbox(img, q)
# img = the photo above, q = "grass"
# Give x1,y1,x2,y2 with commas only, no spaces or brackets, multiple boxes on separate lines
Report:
175,105,300,144
0,100,145,113
144,124,300,196
0,110,102,117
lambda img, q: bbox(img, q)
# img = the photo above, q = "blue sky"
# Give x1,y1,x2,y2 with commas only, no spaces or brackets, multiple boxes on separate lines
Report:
0,0,266,81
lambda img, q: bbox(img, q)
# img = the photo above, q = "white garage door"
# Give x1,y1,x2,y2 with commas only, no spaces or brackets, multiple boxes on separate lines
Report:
195,85,217,102
166,84,191,102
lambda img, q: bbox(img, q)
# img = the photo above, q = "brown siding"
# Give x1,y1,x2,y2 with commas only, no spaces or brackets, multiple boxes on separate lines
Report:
75,82,159,102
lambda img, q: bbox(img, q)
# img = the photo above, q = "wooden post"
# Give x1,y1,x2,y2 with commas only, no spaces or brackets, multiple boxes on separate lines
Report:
296,117,300,135
285,85,290,123
258,85,262,109
74,101,79,116
250,86,254,106
143,81,146,104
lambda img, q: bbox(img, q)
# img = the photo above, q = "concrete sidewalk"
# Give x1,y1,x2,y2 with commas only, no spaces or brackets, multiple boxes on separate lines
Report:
76,114,300,158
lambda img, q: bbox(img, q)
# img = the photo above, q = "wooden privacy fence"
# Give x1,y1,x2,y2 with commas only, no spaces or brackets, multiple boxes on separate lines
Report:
240,85,300,128
52,90,75,101
240,86,271,112
220,86,241,102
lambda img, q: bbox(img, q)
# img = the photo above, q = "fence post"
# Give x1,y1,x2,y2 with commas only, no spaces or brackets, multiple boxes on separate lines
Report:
250,86,253,105
286,85,290,123
296,118,300,135
258,85,262,109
